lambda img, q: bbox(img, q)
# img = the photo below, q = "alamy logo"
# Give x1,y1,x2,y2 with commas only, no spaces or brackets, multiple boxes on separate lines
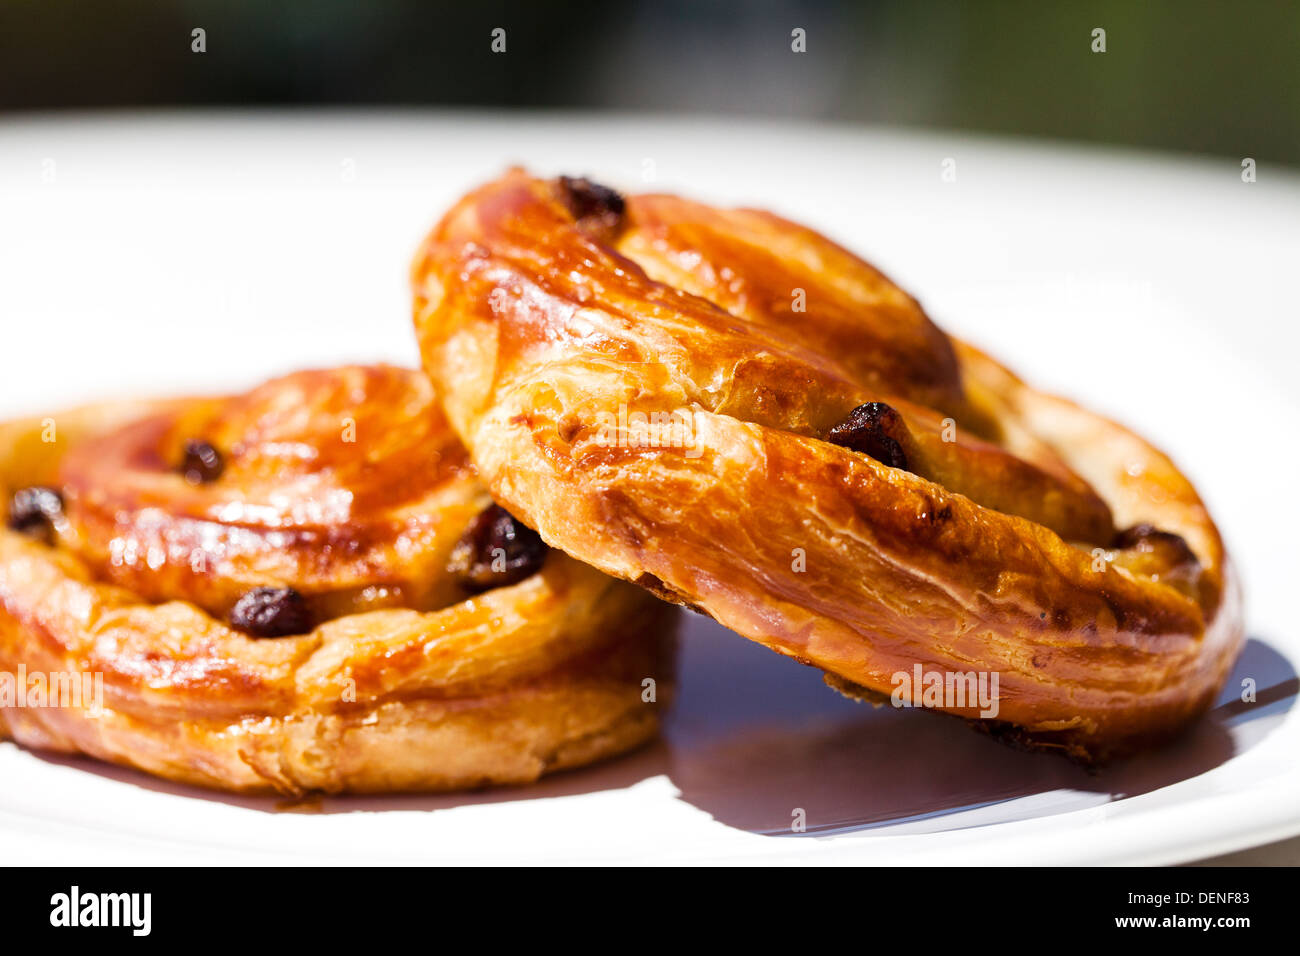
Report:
50,886,151,936
891,664,1000,718
0,666,103,712
592,405,703,458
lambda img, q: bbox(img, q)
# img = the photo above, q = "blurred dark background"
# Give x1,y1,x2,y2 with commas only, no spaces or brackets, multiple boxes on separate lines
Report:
2,0,1296,164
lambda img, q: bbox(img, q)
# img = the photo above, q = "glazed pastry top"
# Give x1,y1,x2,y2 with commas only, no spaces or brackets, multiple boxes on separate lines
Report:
420,171,1116,545
57,365,488,623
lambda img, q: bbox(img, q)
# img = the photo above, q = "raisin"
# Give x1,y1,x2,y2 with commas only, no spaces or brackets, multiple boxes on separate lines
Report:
6,486,64,543
449,504,548,592
230,587,313,637
826,402,910,471
559,176,625,230
181,439,224,484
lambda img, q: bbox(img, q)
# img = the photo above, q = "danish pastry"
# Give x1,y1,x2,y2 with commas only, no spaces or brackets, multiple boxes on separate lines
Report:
0,365,676,793
411,169,1243,762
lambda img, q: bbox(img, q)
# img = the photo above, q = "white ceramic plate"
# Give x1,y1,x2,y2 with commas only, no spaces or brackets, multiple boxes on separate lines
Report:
1,113,1297,865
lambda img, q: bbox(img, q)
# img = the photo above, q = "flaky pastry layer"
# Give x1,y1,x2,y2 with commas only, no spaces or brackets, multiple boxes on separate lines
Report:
0,366,675,793
412,170,1242,761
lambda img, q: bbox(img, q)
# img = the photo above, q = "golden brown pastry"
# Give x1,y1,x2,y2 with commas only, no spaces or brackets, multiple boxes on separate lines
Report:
411,169,1243,762
0,365,676,793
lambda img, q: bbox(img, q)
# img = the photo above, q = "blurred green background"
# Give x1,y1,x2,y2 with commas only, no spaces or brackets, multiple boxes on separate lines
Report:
2,0,1296,164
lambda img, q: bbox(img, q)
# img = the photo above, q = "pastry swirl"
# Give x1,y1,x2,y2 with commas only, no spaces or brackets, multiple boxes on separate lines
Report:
411,169,1243,761
0,365,675,793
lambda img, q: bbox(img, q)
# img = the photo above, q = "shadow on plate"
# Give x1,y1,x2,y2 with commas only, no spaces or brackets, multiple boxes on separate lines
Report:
660,620,1295,836
25,618,1295,835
